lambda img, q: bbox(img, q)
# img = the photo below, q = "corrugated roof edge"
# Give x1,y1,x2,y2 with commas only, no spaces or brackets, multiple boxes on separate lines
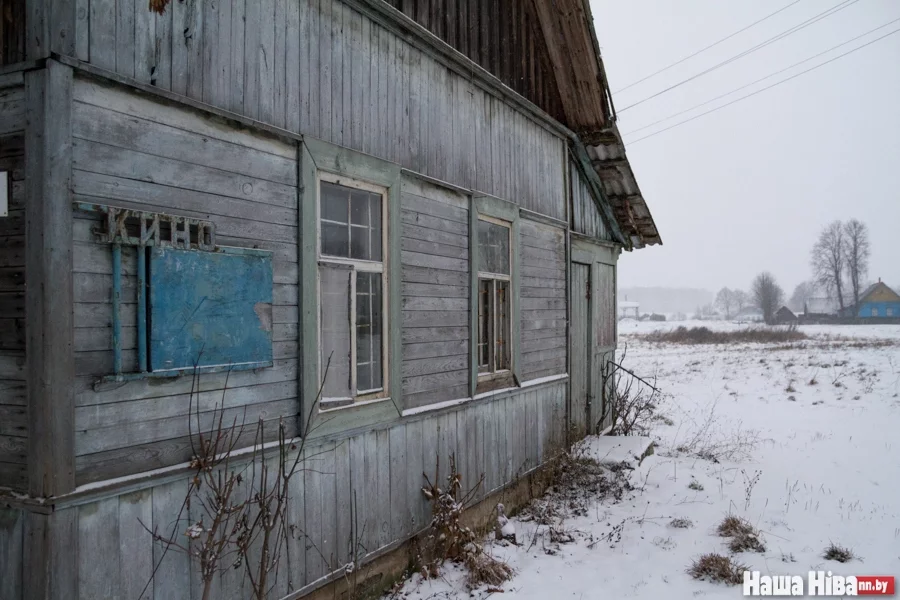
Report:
576,0,662,250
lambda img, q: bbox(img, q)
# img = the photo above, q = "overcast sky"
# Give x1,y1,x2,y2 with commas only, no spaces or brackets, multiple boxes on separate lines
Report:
591,0,900,294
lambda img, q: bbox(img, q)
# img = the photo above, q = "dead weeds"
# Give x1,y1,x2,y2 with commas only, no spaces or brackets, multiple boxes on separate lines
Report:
823,542,857,563
688,553,748,585
644,326,807,345
717,515,766,554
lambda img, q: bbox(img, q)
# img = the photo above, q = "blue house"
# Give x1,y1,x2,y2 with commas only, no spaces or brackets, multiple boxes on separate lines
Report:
853,280,900,318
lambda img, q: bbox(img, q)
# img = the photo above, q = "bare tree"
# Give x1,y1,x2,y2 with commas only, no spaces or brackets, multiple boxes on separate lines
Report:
715,287,738,319
751,272,784,324
811,221,847,312
842,219,870,309
788,281,816,313
733,289,751,312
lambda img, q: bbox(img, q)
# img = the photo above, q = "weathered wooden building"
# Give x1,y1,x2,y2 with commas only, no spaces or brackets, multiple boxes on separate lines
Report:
0,0,659,597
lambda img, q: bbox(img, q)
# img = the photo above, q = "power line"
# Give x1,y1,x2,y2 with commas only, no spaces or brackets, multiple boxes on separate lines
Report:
615,0,803,94
626,27,900,145
618,0,861,113
622,17,900,137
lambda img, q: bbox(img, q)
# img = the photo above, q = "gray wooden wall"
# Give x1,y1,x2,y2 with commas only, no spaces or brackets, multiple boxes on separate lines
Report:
570,160,609,242
73,0,567,222
0,379,566,600
70,77,301,485
400,176,470,410
0,80,26,490
520,219,567,381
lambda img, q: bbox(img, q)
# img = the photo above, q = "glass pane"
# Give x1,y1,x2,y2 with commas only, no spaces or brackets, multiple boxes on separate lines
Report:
319,264,352,400
350,225,370,260
496,280,510,371
320,182,349,224
370,228,383,261
478,279,492,371
321,221,349,257
478,220,510,275
370,194,382,230
356,272,383,393
350,190,370,226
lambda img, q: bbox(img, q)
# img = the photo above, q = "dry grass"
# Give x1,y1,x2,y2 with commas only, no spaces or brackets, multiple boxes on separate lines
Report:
717,515,766,554
668,518,694,529
688,553,747,585
643,326,807,345
823,543,857,563
465,552,514,589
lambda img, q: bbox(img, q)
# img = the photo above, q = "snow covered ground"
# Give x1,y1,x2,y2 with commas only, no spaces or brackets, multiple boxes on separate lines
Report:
392,321,900,599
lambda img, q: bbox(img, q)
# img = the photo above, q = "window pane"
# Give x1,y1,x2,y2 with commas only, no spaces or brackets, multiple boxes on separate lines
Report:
478,220,510,275
356,272,383,392
370,194,382,230
321,221,349,257
478,279,492,371
319,264,352,400
350,190,370,226
350,225,370,260
370,227,383,261
321,182,349,224
496,280,510,371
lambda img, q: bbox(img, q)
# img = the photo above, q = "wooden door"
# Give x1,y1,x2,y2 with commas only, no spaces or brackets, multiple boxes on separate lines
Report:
569,262,591,439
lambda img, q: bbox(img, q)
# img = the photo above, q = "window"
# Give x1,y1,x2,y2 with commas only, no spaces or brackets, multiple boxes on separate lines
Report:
887,308,894,317
477,217,512,379
318,178,387,405
872,307,879,317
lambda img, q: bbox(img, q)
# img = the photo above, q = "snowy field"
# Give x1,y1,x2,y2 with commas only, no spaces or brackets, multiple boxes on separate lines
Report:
392,321,900,599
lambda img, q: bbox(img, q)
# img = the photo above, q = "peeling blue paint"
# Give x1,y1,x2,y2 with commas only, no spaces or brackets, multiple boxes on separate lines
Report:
149,247,274,373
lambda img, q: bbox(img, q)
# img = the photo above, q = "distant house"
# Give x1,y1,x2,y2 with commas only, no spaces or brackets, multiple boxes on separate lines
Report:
619,300,640,319
734,307,764,322
804,297,840,316
775,306,797,323
849,280,900,318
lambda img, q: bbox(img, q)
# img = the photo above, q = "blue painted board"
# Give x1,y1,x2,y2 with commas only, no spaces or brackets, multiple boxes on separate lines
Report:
149,247,274,372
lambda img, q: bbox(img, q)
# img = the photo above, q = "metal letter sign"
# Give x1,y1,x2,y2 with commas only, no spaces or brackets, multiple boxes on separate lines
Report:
75,203,274,384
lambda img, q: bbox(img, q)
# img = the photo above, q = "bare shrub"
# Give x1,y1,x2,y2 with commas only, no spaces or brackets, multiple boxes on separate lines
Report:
644,326,806,345
688,479,704,491
674,401,759,463
688,553,747,585
417,455,512,591
600,346,663,436
823,543,857,563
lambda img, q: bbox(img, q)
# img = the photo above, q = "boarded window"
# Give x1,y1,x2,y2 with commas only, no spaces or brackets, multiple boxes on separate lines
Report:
477,218,511,376
319,179,387,404
148,247,274,372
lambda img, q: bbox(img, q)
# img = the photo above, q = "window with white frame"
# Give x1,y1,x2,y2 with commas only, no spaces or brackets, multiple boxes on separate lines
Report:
887,307,894,317
318,177,387,404
477,217,512,378
871,307,878,317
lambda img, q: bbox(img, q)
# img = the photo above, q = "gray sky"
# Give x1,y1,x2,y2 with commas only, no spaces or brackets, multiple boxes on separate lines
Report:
591,0,900,294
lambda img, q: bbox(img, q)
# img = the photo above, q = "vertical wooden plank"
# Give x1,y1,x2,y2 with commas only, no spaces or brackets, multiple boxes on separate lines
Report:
201,0,218,104
348,434,368,560
317,0,331,142
151,480,190,600
215,0,232,105
387,29,397,162
116,0,135,77
25,60,75,498
75,0,90,61
23,509,78,600
320,443,337,576
119,490,153,600
375,428,391,550
258,0,276,123
420,414,437,524
329,0,341,145
89,0,116,70
334,439,352,569
485,398,499,493
362,431,378,555
407,47,420,172
171,0,189,94
153,3,172,90
389,424,407,540
242,0,260,118
303,444,325,581
78,498,120,597
0,507,23,600
348,8,361,150
358,12,370,154
405,420,425,534
307,0,320,138
185,0,203,99
229,0,245,113
285,0,300,132
134,0,155,85
272,0,287,128
341,4,352,149
295,0,309,134
287,450,306,590
474,403,485,498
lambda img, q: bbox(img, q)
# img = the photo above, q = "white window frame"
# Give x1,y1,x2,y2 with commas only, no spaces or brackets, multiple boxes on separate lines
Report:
887,307,894,317
476,215,512,381
871,307,878,317
317,172,390,402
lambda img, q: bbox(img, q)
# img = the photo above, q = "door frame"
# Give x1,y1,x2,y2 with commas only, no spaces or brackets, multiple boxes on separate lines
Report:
570,235,619,434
